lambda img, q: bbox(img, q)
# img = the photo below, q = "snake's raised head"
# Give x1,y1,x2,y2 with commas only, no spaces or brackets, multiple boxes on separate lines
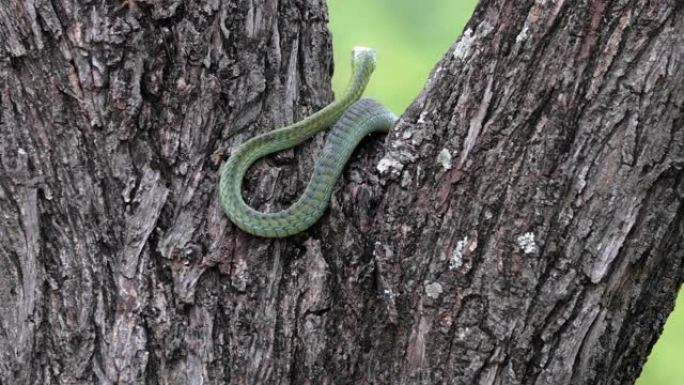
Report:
351,46,377,75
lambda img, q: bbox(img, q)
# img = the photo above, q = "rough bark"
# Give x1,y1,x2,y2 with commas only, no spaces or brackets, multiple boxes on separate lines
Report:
0,0,682,385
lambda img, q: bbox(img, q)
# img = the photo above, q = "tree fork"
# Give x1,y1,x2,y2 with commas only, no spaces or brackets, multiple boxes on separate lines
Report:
0,0,682,384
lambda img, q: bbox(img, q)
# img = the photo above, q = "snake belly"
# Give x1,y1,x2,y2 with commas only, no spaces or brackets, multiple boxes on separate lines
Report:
219,47,397,238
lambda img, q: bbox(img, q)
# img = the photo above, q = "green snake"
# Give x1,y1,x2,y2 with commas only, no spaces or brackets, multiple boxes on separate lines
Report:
219,47,397,238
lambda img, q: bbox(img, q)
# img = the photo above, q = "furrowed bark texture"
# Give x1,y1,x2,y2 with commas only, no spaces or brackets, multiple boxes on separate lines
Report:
0,0,334,383
0,1,682,385
367,1,683,384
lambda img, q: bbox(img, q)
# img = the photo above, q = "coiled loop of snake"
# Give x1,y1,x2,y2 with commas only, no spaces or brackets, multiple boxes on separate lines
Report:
219,47,397,238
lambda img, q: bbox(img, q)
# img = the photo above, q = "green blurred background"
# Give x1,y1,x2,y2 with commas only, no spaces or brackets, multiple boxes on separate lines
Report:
326,1,683,383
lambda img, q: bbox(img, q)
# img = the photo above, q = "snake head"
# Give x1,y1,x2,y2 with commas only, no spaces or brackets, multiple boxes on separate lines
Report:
351,46,377,74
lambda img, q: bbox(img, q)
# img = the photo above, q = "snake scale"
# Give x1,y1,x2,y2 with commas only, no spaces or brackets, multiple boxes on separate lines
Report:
219,47,397,238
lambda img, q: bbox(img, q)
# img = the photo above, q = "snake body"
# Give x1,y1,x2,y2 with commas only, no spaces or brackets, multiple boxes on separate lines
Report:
219,47,396,238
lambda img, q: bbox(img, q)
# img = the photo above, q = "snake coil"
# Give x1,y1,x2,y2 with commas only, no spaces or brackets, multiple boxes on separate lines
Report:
219,47,396,238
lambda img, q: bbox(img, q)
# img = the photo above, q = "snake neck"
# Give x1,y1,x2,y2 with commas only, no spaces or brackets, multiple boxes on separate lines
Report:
284,62,374,144
345,60,374,105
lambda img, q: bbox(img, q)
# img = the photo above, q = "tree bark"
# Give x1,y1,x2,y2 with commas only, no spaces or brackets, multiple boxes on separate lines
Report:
0,0,682,384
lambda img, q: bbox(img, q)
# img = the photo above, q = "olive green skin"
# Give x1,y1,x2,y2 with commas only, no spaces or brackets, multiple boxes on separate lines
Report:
219,47,397,238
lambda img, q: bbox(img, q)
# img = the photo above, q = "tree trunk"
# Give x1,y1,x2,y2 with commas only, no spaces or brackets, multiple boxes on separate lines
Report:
0,0,681,384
